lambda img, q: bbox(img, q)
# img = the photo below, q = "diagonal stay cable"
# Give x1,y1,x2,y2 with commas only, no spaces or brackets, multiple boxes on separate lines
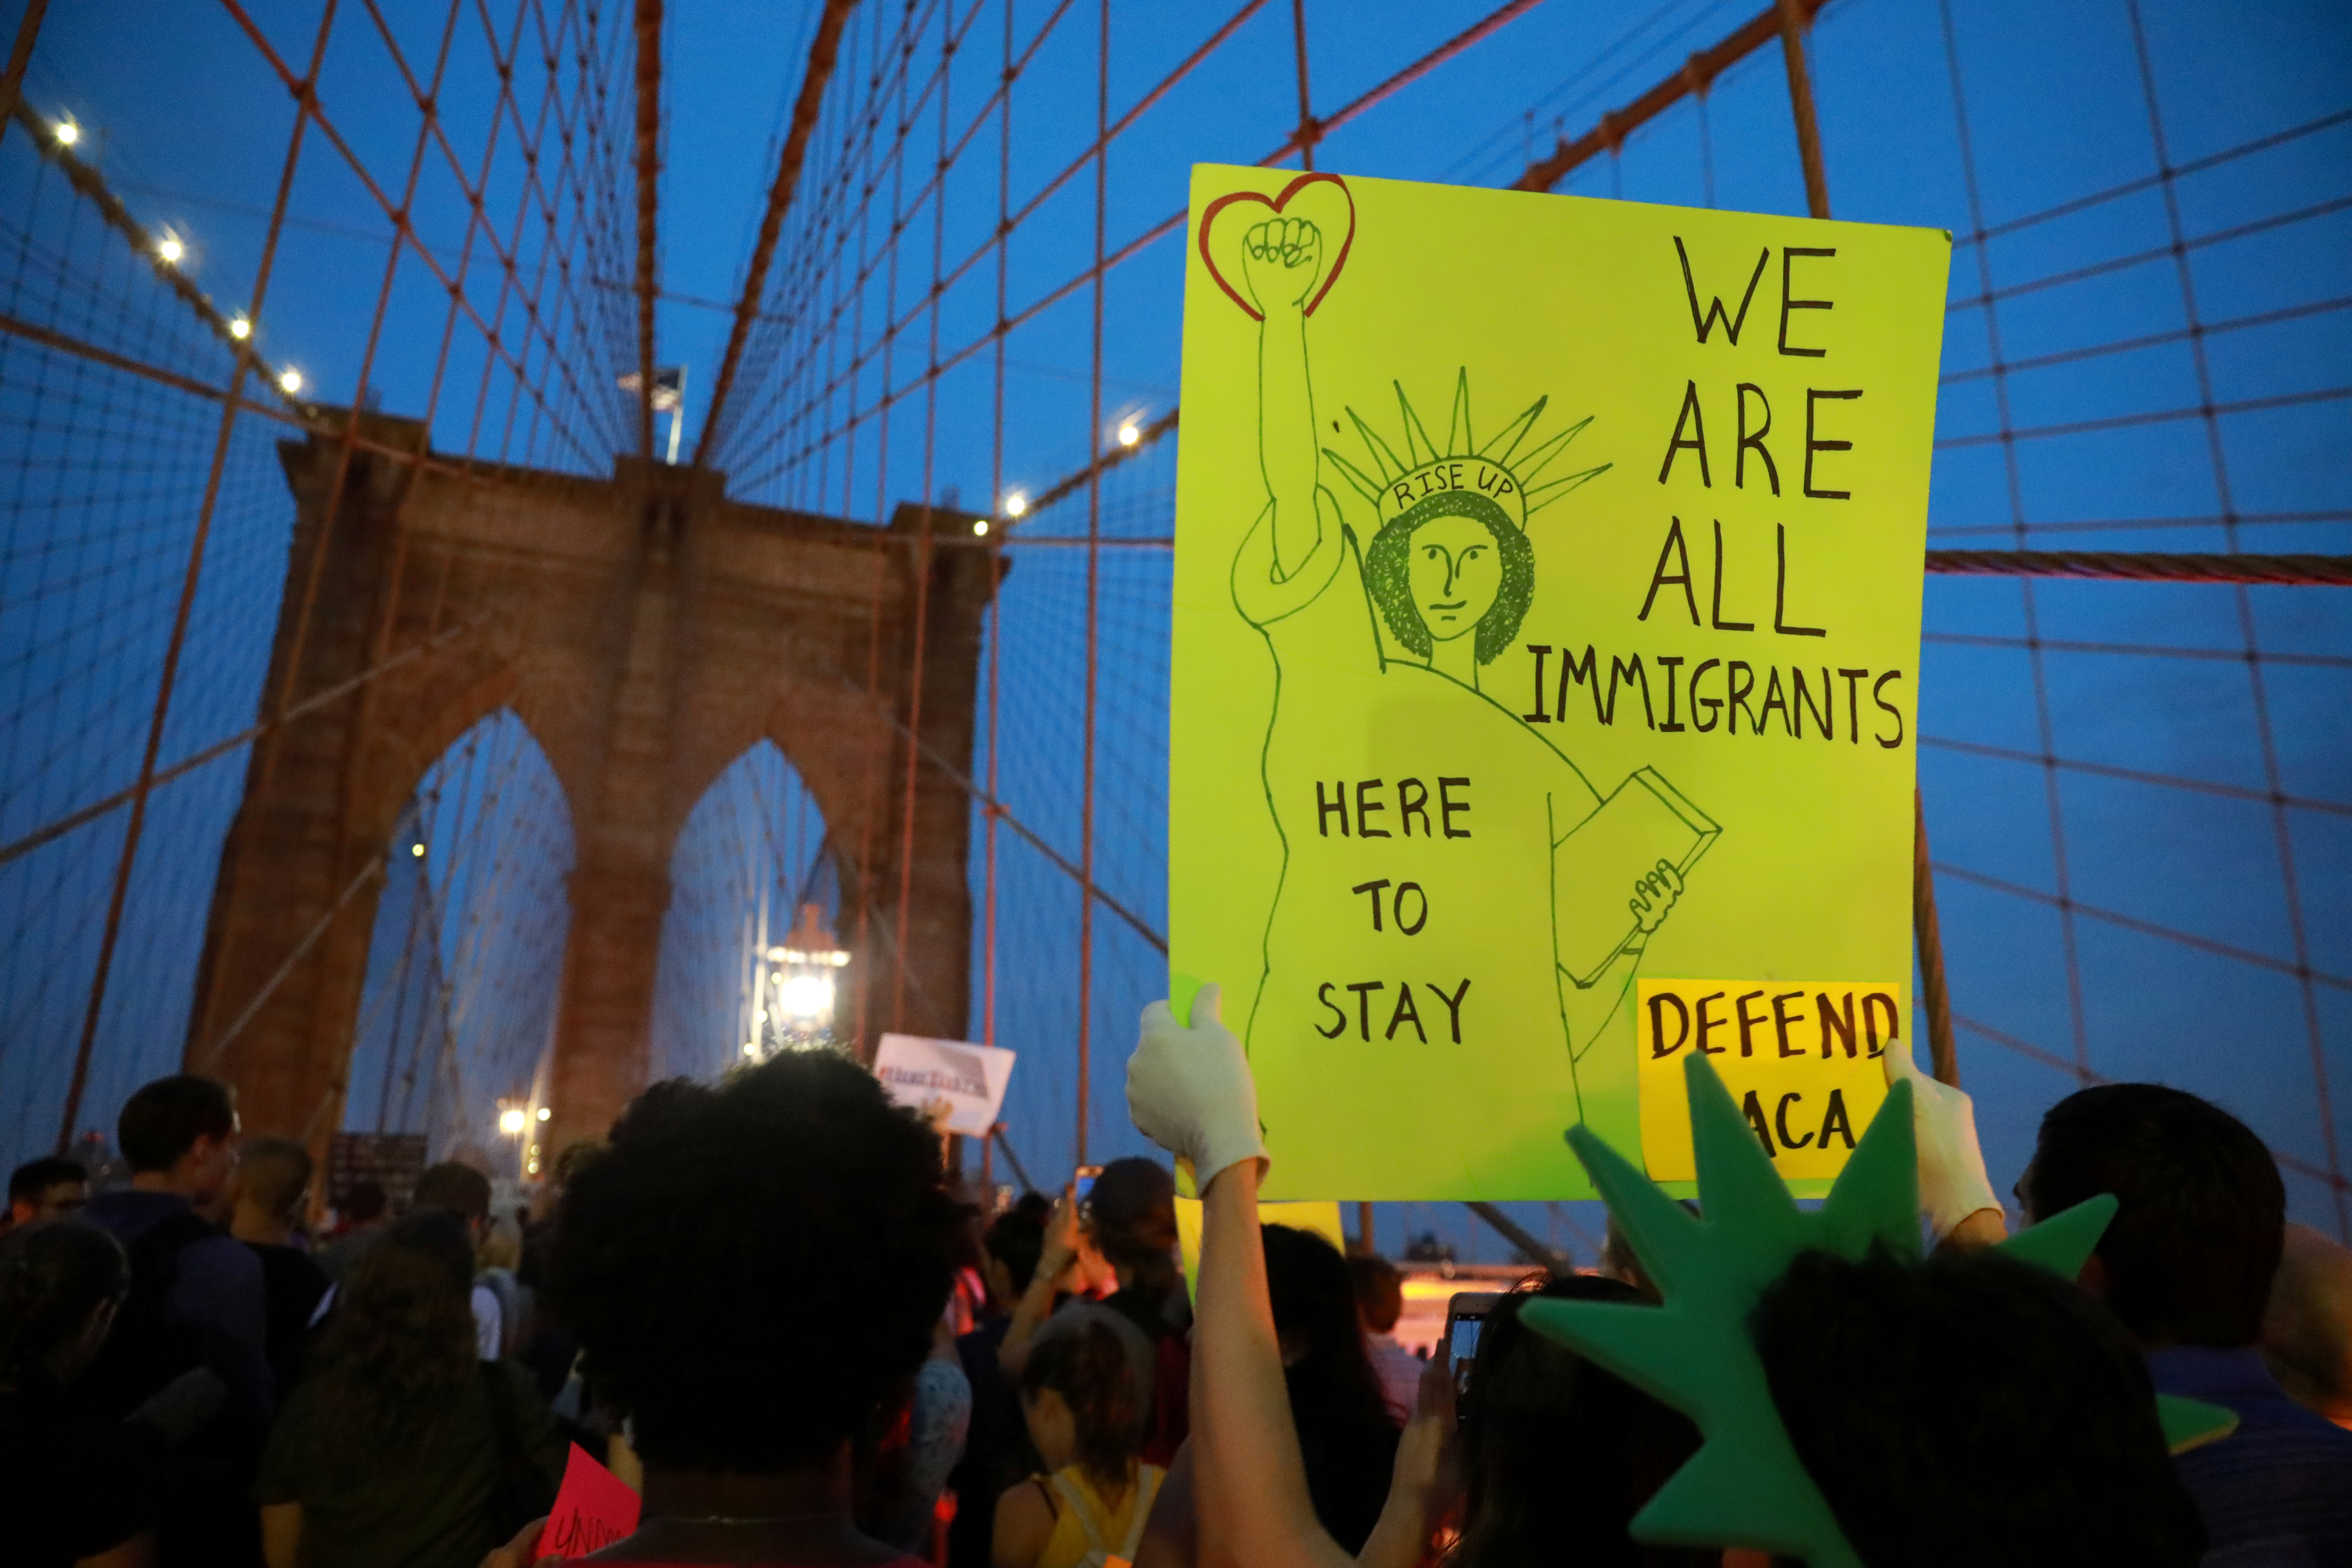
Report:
834,676,1167,957
691,0,856,465
1919,734,2350,821
1933,861,2351,996
192,818,409,1073
1952,1011,2347,1194
0,624,475,871
734,0,1549,486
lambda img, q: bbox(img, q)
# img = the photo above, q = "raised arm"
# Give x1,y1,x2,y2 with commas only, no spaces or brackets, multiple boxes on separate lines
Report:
998,1189,1083,1380
1245,219,1326,579
1128,985,1455,1568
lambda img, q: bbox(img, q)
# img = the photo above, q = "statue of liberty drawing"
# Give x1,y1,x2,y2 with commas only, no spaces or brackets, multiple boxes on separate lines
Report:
1209,176,1719,1136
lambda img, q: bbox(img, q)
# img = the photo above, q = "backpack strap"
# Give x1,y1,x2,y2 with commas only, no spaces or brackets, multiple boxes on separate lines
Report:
1049,1471,1112,1558
1113,1466,1164,1564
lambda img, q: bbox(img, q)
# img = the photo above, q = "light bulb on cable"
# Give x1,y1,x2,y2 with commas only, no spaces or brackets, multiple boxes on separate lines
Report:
1003,493,1027,519
279,368,304,395
1117,422,1141,447
155,234,184,266
53,120,79,147
229,317,251,341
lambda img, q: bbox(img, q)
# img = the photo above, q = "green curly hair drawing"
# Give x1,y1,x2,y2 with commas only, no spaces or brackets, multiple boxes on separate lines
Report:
1361,489,1534,665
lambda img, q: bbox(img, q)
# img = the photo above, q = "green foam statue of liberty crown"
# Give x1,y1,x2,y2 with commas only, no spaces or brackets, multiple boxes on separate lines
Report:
1522,1054,2236,1567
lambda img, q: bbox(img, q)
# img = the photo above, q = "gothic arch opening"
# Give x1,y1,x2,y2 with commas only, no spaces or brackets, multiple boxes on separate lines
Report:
341,709,574,1176
650,741,839,1084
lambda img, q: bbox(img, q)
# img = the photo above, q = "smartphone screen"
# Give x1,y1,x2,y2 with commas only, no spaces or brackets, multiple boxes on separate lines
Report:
1446,1292,1499,1414
1074,1165,1102,1203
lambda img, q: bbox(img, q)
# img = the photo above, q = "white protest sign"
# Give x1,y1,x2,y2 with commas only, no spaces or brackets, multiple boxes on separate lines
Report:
873,1033,1016,1136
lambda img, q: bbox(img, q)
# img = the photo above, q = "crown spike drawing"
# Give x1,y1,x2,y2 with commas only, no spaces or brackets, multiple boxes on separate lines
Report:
1520,1054,2239,1566
1322,370,1608,530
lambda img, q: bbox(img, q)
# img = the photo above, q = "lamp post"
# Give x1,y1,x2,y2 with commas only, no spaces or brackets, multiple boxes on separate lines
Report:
756,902,850,1058
496,1098,540,1184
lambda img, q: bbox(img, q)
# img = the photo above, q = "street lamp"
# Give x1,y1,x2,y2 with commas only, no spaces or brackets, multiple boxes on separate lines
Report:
763,902,850,1050
497,1098,537,1184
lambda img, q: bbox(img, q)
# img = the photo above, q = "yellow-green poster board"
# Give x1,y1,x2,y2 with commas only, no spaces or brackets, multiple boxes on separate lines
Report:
1169,166,1949,1200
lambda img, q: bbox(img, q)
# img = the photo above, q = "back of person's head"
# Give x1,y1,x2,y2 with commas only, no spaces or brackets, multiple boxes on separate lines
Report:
238,1136,312,1224
1263,1222,1395,1551
411,1159,493,1223
1346,1252,1404,1335
478,1215,523,1273
547,1051,959,1475
551,1139,603,1191
0,1220,128,1383
1020,1316,1143,1493
9,1156,87,1208
342,1179,387,1225
2263,1222,2352,1425
321,1209,478,1448
985,1195,1051,1297
2029,1082,2283,1346
117,1074,235,1173
1456,1275,1709,1568
1754,1245,2204,1568
1087,1156,1178,1294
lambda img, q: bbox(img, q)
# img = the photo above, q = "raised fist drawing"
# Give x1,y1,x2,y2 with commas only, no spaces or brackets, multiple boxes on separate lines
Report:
1242,216,1321,312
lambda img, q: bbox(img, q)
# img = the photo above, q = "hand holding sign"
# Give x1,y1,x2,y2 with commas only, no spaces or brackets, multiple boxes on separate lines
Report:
872,1034,1015,1137
1630,858,1685,938
1128,982,1267,1189
1883,1038,2002,1241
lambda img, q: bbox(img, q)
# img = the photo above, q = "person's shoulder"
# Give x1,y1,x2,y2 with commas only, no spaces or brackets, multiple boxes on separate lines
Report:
252,1240,331,1281
483,1356,541,1401
184,1226,263,1280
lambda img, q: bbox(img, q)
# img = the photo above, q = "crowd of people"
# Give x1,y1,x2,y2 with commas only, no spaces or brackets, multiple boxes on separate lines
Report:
2,986,2350,1567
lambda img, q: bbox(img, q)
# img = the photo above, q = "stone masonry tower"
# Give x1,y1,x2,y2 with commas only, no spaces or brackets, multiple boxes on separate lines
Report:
185,410,997,1164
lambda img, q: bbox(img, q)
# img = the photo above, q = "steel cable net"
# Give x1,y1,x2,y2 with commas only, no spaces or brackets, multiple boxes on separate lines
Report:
0,1,2342,1255
0,0,642,1166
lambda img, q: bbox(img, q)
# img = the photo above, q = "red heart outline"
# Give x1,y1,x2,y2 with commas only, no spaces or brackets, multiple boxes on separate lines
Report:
1197,171,1356,322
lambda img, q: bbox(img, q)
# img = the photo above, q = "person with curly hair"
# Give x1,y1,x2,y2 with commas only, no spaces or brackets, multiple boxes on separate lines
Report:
255,1211,565,1567
516,1049,965,1566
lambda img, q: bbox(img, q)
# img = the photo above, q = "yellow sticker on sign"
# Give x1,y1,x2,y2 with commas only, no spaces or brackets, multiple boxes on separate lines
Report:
1637,978,1898,1182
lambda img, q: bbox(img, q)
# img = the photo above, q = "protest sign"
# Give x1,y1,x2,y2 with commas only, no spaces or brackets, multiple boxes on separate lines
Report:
538,1443,640,1558
327,1132,427,1215
1169,166,1947,1198
873,1033,1016,1136
1175,1195,1345,1304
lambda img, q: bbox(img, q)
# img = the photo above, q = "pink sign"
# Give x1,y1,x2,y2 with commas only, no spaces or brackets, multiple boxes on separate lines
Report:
538,1443,642,1559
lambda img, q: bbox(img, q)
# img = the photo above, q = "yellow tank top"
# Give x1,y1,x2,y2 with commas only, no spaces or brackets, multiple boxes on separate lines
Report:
1033,1462,1166,1568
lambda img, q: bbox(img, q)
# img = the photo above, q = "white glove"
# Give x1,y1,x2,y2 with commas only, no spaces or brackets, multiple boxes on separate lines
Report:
1128,982,1267,1188
1885,1039,2003,1239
